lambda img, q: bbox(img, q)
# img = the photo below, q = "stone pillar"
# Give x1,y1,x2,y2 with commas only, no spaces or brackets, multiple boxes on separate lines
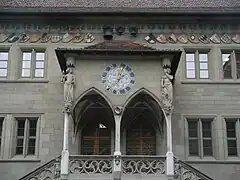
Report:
165,115,174,179
60,54,76,180
160,55,174,179
113,106,123,180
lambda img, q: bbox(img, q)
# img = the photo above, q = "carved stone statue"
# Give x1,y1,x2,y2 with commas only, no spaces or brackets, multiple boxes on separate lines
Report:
61,67,75,112
161,66,173,115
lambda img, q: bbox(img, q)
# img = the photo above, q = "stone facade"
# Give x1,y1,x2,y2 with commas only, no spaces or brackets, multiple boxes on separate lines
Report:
0,14,240,180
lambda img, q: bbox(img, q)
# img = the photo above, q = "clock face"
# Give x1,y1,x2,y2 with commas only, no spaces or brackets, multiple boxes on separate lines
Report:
102,63,135,95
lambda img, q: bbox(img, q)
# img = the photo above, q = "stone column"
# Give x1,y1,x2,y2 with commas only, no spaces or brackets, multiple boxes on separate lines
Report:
60,54,76,180
113,106,123,180
160,55,174,179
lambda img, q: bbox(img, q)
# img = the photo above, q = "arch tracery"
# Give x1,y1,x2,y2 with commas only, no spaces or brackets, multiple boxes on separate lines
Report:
121,88,165,155
73,87,115,155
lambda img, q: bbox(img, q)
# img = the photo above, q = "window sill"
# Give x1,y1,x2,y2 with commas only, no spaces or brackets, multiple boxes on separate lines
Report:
186,157,240,164
0,157,41,162
181,80,240,84
0,79,49,83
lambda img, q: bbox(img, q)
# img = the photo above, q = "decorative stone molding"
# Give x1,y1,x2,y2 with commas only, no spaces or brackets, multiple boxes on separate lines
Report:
113,106,123,115
0,23,240,44
69,156,113,174
122,156,165,175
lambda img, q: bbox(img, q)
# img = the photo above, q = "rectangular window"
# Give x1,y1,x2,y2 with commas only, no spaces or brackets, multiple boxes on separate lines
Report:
0,117,4,152
186,51,209,79
199,53,209,79
21,50,45,78
15,117,38,156
236,52,240,79
0,52,8,77
221,50,240,80
225,119,240,157
187,118,213,158
186,53,196,79
222,53,232,79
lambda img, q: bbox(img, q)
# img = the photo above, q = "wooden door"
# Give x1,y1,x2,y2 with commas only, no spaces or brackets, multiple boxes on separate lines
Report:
126,115,156,155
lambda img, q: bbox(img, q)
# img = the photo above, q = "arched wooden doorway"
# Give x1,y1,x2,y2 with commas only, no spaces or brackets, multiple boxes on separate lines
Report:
126,113,156,155
74,88,114,155
121,89,164,155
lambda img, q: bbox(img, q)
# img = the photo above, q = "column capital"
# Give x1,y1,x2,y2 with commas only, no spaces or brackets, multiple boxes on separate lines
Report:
113,106,123,116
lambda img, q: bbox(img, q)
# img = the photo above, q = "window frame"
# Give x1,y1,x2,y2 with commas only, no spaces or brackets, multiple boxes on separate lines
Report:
0,116,5,158
13,115,40,159
223,116,240,159
184,115,216,160
221,50,240,80
20,49,46,79
185,50,210,80
0,50,9,79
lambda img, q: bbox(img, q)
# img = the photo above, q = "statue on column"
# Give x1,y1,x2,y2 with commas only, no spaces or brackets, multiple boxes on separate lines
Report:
161,57,173,116
61,67,75,113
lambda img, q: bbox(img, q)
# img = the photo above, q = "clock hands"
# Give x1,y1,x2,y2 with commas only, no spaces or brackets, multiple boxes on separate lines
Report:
108,65,126,90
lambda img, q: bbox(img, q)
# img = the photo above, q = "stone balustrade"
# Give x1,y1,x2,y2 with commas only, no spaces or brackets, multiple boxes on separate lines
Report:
69,155,113,175
122,155,166,175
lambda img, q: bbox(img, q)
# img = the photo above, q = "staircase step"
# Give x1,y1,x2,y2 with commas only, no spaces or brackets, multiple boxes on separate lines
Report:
69,174,112,180
68,174,167,180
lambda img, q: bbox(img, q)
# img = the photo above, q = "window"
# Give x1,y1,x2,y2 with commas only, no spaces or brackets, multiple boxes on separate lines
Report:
185,51,209,79
0,117,4,153
0,51,8,77
225,119,240,157
21,50,45,78
187,118,213,158
81,122,111,155
222,50,240,80
126,114,156,155
15,117,38,156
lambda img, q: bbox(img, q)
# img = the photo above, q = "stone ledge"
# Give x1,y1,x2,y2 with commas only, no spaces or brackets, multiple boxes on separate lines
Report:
181,80,240,84
0,79,49,83
186,160,240,164
0,159,41,163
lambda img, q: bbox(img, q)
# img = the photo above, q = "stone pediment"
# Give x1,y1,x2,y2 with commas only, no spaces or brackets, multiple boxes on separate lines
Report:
84,40,156,51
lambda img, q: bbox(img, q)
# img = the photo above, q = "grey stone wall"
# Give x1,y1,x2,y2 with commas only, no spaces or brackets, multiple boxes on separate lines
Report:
0,32,239,180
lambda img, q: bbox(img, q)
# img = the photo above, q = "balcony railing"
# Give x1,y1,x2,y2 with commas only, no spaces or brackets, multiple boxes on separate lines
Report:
122,155,166,175
18,155,214,180
69,155,113,175
174,157,214,180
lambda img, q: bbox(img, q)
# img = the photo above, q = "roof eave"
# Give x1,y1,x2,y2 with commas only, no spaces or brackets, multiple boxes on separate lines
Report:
55,48,182,78
0,7,240,15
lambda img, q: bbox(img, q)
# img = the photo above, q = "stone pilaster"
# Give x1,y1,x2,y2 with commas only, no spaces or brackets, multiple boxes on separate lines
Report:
60,53,76,180
113,106,122,180
160,55,174,178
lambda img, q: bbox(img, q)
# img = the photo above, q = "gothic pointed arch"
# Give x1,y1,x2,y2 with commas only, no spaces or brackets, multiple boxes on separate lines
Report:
73,87,115,155
121,88,164,155
123,88,163,110
73,87,113,111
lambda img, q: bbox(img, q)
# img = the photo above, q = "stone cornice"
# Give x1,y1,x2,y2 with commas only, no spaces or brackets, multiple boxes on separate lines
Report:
0,23,239,32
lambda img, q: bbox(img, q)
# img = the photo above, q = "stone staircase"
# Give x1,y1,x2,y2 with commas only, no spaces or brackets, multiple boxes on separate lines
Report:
18,155,214,180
